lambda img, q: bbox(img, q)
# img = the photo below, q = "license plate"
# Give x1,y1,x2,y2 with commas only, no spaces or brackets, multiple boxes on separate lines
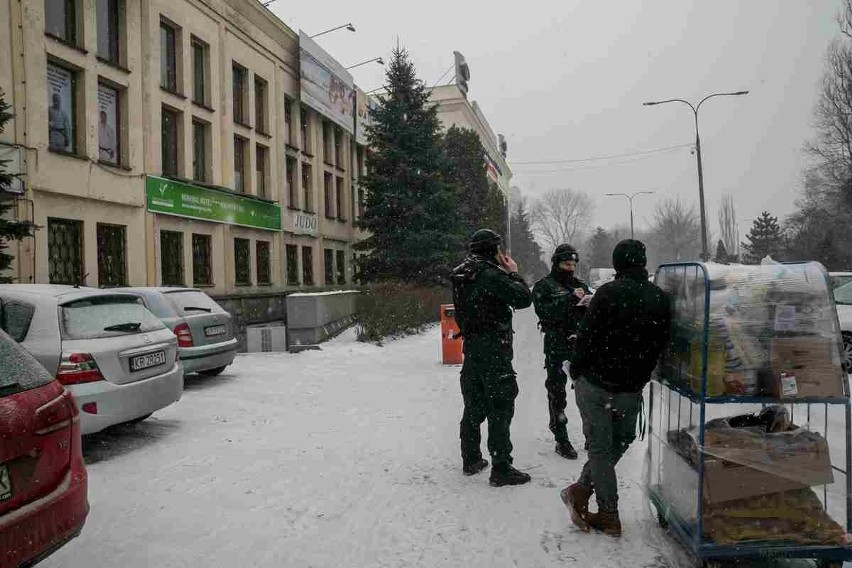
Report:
130,351,166,372
0,465,11,502
204,325,227,337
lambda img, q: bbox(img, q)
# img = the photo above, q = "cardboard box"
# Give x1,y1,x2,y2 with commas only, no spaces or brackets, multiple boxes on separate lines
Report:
769,337,844,398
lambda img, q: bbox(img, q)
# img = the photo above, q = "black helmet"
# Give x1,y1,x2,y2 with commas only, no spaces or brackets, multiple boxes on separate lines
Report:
551,244,579,265
469,228,502,254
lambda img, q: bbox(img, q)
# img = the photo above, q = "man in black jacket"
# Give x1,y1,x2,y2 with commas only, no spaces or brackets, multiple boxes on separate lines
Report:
561,239,670,536
532,244,590,460
451,229,534,487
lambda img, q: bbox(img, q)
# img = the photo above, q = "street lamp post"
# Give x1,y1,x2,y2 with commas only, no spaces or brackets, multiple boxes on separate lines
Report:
345,57,384,70
605,191,654,239
310,23,356,39
643,91,749,261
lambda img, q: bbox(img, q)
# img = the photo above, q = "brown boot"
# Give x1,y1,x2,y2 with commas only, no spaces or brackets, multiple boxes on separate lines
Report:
586,510,622,537
560,483,592,532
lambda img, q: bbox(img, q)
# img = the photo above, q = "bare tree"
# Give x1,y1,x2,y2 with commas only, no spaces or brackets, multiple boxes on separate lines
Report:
717,194,739,257
530,188,594,254
650,197,702,263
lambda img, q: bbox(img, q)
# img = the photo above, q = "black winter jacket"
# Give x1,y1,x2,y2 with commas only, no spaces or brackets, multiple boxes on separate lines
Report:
571,268,671,393
532,269,590,361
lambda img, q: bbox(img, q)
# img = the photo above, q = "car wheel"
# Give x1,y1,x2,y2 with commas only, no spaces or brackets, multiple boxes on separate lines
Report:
198,366,227,377
843,333,852,372
125,413,152,426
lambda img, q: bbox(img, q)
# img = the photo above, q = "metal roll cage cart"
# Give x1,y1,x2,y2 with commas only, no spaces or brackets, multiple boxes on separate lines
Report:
646,261,852,568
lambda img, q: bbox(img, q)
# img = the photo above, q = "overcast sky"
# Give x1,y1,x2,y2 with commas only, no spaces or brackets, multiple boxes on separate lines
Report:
273,1,843,239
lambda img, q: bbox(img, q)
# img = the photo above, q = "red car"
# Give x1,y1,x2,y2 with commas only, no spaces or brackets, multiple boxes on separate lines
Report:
0,329,88,567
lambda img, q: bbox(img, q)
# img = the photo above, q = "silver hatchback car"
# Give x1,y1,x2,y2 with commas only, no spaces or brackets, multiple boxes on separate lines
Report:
0,285,183,435
116,288,237,376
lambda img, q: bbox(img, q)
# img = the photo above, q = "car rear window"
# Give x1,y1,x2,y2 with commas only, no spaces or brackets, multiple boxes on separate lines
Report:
164,291,224,315
0,300,35,342
0,329,53,396
61,296,166,340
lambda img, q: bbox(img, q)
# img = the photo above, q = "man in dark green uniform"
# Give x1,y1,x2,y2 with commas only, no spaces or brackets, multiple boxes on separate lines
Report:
451,229,533,487
532,244,590,460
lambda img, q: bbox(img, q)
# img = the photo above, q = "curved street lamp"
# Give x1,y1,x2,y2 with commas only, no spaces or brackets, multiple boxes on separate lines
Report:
643,90,749,261
345,57,384,70
310,23,356,39
605,191,654,239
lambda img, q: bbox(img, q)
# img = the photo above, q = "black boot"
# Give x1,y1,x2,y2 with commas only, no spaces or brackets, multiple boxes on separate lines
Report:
489,463,531,487
555,440,578,460
463,459,489,476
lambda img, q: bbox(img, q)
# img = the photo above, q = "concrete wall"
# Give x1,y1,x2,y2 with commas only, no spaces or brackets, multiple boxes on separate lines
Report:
286,290,358,348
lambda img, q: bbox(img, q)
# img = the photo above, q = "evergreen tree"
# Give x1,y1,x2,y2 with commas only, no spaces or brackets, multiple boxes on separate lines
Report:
484,182,507,239
0,90,31,283
741,211,784,263
509,198,547,281
584,227,615,273
714,239,729,264
355,48,459,284
443,126,490,243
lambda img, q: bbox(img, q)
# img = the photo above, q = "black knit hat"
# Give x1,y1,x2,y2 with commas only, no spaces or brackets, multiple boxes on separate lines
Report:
469,229,502,254
551,244,579,265
612,239,647,271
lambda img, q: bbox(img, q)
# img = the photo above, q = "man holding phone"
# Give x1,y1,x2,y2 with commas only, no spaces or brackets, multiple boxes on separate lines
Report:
451,229,533,487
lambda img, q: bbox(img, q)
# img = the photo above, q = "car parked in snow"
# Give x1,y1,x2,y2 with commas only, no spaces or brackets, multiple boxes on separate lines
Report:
830,272,852,291
833,280,852,370
115,288,237,377
0,328,89,567
0,285,183,435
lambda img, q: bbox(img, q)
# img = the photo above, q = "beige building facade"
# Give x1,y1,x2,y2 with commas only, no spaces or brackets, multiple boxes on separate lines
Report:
0,0,366,306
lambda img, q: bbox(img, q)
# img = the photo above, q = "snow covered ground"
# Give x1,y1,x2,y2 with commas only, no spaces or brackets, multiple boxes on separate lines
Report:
42,308,839,567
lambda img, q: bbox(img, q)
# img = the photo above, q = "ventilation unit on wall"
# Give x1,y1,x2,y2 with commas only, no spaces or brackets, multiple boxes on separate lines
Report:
246,323,288,353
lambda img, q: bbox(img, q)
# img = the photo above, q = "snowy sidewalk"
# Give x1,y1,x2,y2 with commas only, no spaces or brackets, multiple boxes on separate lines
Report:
44,308,689,567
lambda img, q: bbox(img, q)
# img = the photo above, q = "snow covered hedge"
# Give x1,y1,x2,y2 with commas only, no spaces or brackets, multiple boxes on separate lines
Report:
356,283,450,343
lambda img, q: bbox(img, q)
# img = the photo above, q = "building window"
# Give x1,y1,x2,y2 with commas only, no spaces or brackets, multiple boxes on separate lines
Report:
160,230,184,286
284,97,294,145
286,244,299,285
192,234,213,286
286,156,297,209
256,144,268,199
192,120,208,182
45,0,77,45
336,176,345,221
232,63,247,125
324,248,334,286
302,163,313,212
48,217,83,285
47,63,77,154
300,108,310,152
96,0,120,64
358,185,365,219
334,127,343,166
161,107,180,176
255,77,268,134
191,37,208,107
256,241,270,285
98,82,120,165
160,21,178,93
323,121,333,164
96,223,126,287
324,172,334,218
234,238,251,286
336,250,346,285
302,246,314,285
234,136,247,192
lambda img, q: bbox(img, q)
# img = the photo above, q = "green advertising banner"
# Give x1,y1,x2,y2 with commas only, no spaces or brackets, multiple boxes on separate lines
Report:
146,176,281,231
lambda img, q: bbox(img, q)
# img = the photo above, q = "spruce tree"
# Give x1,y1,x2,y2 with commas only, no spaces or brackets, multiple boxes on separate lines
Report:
509,198,547,281
0,90,31,283
355,48,459,284
585,227,615,272
443,125,490,245
714,239,729,264
741,211,784,263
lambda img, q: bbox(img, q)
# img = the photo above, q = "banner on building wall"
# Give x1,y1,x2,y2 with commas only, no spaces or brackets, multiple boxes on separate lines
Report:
292,211,319,236
355,88,379,146
47,64,74,153
299,31,355,134
146,176,282,231
97,84,119,163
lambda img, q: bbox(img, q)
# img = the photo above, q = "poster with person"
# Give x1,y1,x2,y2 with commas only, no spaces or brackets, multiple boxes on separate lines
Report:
47,64,74,152
98,84,118,163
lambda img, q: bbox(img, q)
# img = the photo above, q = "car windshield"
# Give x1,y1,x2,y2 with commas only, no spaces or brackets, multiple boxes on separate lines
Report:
834,281,852,305
0,329,53,396
164,291,224,315
61,296,165,340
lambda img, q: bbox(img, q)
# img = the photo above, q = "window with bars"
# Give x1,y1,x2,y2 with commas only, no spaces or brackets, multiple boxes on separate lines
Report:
336,250,346,285
336,176,345,221
286,244,299,285
96,0,120,64
256,241,271,285
234,238,251,286
45,0,77,45
286,157,297,209
234,136,247,192
192,234,212,286
161,106,180,176
96,223,126,287
48,218,83,285
302,163,313,212
302,246,314,285
160,21,178,93
324,248,334,286
160,230,184,286
324,172,334,218
232,63,247,125
256,144,268,199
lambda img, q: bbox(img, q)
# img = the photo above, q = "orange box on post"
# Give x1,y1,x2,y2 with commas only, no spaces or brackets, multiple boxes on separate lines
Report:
440,304,464,364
